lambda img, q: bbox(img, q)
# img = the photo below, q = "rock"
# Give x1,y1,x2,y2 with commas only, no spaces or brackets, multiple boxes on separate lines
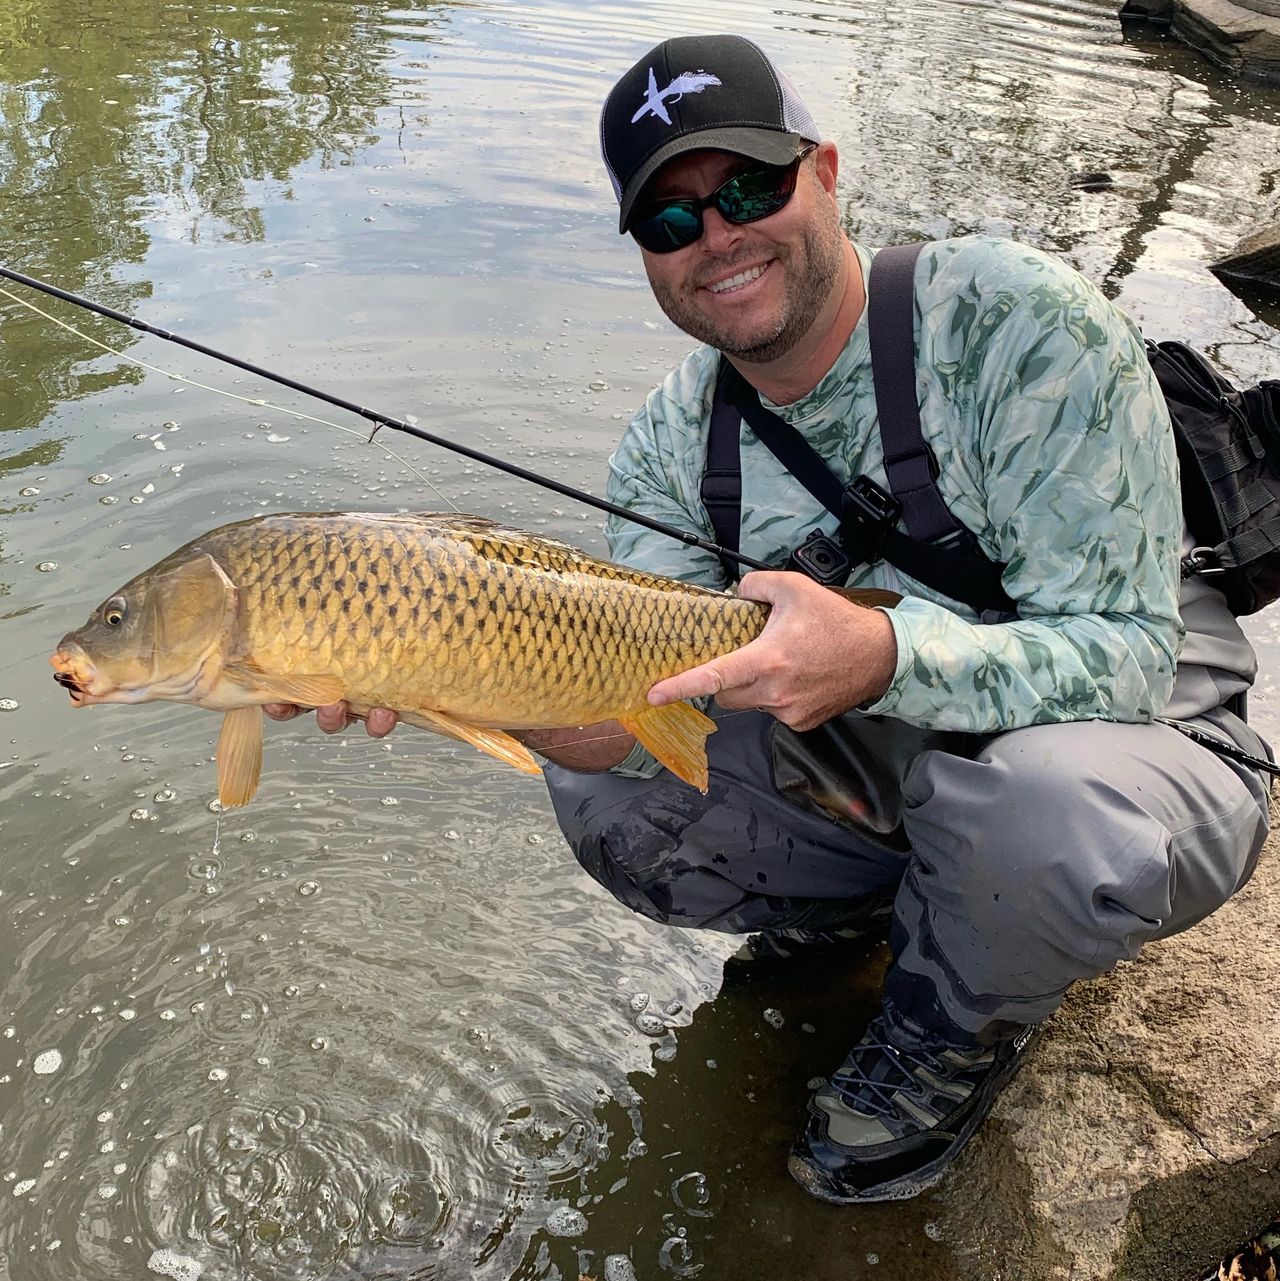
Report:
1213,218,1280,293
1170,0,1280,83
938,820,1280,1281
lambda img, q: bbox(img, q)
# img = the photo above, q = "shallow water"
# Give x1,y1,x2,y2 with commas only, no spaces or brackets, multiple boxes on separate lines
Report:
0,1,1277,1278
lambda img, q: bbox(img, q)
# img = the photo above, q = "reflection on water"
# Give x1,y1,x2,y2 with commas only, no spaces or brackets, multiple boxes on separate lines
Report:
0,0,1277,1278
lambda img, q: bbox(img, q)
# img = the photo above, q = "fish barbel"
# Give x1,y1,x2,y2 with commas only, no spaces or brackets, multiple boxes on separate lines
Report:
49,512,897,806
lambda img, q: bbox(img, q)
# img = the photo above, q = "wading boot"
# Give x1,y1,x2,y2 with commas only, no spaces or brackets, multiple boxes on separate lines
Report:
788,1014,1042,1203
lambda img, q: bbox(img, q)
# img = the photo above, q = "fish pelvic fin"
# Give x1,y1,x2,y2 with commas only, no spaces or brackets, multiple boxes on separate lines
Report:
830,586,901,610
222,662,346,708
217,705,264,807
399,708,543,776
619,702,716,793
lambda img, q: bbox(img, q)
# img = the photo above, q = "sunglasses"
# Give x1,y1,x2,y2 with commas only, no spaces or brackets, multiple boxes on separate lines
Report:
629,145,817,255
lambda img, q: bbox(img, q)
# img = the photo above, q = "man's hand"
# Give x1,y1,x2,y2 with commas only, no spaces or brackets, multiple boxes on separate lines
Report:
263,702,399,737
646,571,898,732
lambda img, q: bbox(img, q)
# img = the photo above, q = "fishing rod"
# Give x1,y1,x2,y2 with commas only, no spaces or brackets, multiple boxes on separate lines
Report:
0,265,773,576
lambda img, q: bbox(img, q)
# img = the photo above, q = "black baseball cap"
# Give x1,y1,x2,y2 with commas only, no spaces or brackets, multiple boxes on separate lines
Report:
601,34,822,233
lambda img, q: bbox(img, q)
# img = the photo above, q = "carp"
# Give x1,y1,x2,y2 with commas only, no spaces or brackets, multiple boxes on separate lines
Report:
50,512,896,806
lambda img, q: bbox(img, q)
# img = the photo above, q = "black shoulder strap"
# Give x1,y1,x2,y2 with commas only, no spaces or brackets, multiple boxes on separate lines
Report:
868,243,970,544
701,360,744,580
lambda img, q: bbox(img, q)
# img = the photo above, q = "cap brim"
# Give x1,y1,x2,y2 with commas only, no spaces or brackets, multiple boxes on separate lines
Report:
617,128,810,233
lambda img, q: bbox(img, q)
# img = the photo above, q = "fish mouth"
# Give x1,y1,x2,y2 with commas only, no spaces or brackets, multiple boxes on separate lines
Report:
49,645,109,706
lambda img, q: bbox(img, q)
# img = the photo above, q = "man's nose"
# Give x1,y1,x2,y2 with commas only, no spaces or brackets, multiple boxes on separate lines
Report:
699,205,744,253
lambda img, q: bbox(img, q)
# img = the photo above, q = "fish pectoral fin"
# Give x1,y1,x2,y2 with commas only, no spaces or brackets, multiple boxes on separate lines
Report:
217,706,264,808
829,586,902,610
400,708,542,776
222,662,346,708
619,701,716,793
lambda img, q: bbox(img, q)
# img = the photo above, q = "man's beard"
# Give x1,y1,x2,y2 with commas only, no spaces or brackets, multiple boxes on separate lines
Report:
645,206,846,364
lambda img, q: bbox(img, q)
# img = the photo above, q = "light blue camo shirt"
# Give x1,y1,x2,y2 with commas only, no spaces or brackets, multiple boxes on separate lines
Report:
604,235,1184,737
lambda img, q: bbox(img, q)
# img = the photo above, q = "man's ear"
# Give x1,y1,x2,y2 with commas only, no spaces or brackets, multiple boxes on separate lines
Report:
813,141,839,197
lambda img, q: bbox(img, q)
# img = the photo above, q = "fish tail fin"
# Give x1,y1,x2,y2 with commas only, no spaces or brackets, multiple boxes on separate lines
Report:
619,702,716,793
217,706,264,807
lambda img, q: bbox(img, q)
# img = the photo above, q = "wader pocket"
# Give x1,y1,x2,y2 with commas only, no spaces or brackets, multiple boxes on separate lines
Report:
769,715,980,848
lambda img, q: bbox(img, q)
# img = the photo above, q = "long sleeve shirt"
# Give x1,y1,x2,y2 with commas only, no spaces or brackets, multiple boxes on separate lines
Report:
604,235,1185,737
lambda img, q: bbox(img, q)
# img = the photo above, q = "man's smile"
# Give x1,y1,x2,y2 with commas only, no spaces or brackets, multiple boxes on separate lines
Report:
703,260,772,296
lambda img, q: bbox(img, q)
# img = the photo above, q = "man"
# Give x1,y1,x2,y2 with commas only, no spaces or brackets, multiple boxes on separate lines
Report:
270,34,1271,1204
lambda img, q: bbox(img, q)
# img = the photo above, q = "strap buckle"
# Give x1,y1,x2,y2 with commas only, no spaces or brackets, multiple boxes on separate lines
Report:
841,475,902,562
1182,545,1226,578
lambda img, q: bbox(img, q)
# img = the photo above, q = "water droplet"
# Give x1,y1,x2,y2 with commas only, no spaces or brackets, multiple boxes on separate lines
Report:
32,1050,62,1075
36,562,58,573
763,1008,784,1029
88,473,111,485
544,1205,587,1238
0,699,18,712
297,881,320,897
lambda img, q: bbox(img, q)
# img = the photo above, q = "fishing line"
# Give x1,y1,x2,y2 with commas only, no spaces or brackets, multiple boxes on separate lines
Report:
0,266,772,575
0,283,460,512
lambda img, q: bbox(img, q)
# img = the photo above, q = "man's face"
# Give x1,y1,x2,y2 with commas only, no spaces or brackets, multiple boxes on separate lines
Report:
635,144,845,364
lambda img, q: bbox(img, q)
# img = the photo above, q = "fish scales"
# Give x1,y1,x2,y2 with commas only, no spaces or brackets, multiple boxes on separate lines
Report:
204,513,764,725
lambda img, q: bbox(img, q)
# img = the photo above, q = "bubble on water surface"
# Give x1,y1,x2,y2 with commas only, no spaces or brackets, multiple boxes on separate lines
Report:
297,881,320,897
13,1178,35,1197
0,699,18,712
100,495,119,505
589,380,609,391
266,434,290,443
544,1205,587,1238
207,800,223,813
147,1249,202,1281
37,561,58,573
32,1050,62,1075
98,1183,118,1199
308,1036,327,1051
379,795,399,806
924,1220,944,1241
634,1013,665,1036
130,808,150,821
628,992,650,1013
208,1067,228,1082
154,788,175,803
605,1258,639,1281
88,473,112,485
763,1008,784,1029
18,487,39,496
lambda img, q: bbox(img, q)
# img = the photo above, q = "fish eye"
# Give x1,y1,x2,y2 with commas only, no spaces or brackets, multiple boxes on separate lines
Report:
103,597,128,627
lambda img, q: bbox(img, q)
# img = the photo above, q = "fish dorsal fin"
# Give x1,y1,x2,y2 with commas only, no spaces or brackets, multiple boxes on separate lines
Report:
829,586,902,610
619,701,717,793
217,706,264,807
398,707,542,776
222,661,346,708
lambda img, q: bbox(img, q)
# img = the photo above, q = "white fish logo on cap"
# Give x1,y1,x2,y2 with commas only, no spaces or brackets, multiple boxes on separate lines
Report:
631,67,722,125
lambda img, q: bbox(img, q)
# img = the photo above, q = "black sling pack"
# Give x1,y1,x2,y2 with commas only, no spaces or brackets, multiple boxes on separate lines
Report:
700,240,1280,617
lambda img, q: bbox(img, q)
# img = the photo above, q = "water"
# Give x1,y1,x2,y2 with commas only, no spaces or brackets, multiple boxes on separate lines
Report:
0,1,1277,1278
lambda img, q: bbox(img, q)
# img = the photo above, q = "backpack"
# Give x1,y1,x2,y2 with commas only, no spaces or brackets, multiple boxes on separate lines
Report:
700,241,1280,617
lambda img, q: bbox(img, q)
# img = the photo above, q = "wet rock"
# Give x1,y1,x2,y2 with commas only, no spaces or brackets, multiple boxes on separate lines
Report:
1213,211,1280,294
1171,0,1280,84
939,819,1280,1281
